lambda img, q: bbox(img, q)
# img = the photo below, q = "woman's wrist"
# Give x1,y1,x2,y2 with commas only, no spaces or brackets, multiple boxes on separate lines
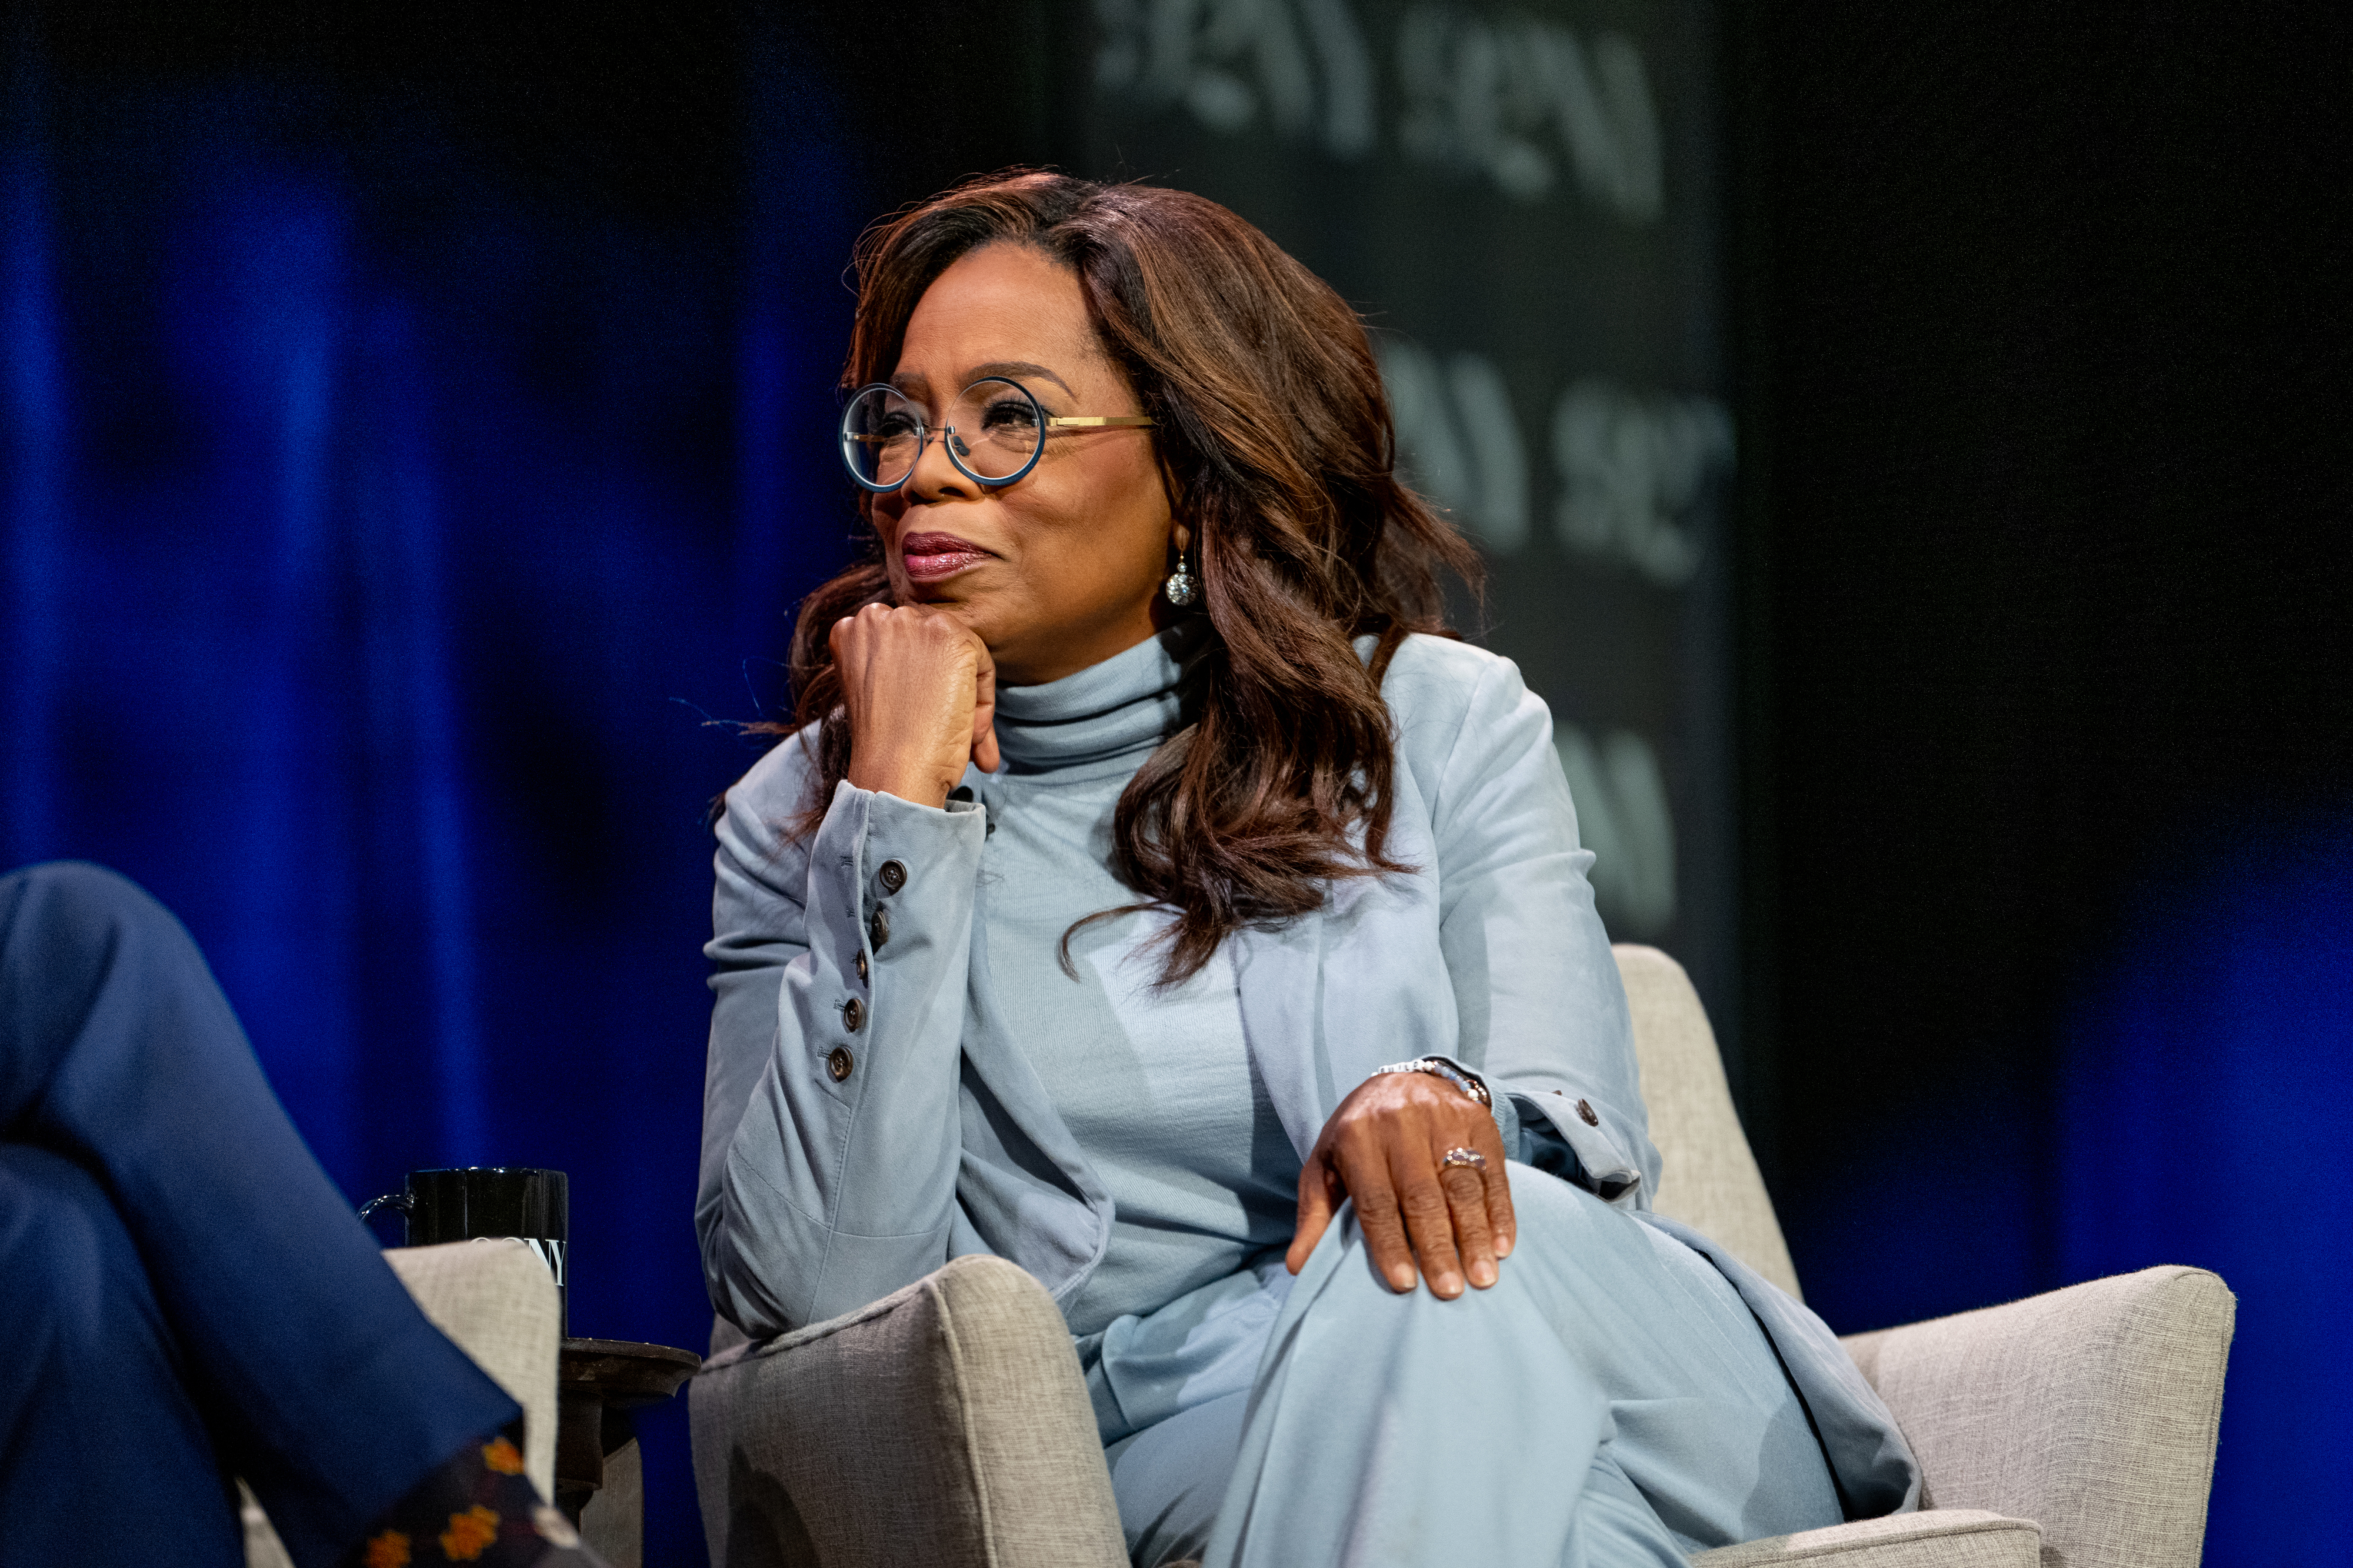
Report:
1371,1056,1492,1108
846,747,961,809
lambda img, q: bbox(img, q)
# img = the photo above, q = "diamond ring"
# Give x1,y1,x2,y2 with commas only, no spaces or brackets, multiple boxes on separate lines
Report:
1438,1147,1487,1173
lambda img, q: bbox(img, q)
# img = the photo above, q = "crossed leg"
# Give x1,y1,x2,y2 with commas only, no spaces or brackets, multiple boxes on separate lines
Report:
0,862,517,1567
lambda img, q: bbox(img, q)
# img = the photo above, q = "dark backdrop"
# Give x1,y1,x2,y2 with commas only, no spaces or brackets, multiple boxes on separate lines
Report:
4,4,2347,1564
1729,4,2352,1557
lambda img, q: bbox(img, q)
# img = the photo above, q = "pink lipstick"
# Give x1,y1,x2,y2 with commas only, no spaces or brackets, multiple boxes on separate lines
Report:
899,532,994,583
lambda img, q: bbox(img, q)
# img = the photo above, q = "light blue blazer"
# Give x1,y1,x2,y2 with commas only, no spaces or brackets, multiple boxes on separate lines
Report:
697,633,1917,1517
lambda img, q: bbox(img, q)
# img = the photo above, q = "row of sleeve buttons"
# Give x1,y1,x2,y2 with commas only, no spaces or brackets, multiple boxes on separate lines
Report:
831,860,905,1086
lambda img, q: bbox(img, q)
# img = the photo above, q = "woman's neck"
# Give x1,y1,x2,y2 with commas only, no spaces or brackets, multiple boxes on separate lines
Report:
990,618,1211,776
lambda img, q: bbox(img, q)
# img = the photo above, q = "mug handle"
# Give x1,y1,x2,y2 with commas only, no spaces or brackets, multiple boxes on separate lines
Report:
357,1192,412,1230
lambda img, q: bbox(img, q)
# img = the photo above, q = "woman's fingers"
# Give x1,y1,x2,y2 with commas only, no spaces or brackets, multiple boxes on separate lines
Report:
1391,1139,1470,1298
1333,1141,1419,1293
1481,1122,1518,1259
1286,1156,1341,1275
1435,1150,1497,1290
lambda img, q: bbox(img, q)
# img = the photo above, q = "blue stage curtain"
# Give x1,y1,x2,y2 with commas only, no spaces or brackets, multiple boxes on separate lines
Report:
2,44,858,1560
2061,811,2353,1563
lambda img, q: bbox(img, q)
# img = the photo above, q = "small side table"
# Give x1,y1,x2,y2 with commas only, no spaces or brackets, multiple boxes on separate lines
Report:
556,1337,700,1542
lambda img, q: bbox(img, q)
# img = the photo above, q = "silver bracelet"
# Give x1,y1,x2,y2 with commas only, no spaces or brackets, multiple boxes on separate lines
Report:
1372,1056,1492,1109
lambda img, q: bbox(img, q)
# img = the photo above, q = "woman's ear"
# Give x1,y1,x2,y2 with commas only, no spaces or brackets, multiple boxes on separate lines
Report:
1171,521,1193,558
1156,448,1188,518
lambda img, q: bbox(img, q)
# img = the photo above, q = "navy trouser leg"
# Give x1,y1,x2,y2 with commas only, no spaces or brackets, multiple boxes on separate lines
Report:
0,1144,243,1567
0,862,518,1567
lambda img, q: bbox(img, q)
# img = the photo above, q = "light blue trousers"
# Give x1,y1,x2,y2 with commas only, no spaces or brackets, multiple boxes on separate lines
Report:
1104,1167,1841,1568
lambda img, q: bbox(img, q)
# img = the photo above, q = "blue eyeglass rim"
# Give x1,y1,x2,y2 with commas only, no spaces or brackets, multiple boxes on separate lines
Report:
838,376,1045,494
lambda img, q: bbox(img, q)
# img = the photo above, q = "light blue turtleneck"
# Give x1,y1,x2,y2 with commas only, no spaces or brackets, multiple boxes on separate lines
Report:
976,622,1299,1337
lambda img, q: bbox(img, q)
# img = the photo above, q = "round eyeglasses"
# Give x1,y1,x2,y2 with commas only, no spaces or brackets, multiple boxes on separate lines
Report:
839,375,1156,492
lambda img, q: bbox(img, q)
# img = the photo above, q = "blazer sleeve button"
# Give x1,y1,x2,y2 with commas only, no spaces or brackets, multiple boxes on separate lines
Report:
827,1046,855,1082
843,997,866,1032
869,909,889,949
878,859,908,893
1576,1098,1600,1126
855,950,869,981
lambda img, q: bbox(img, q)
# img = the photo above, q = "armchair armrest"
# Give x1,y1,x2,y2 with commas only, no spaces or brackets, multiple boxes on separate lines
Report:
1689,1509,2039,1567
691,1255,1125,1568
1838,1266,2234,1568
385,1239,563,1496
243,1240,563,1568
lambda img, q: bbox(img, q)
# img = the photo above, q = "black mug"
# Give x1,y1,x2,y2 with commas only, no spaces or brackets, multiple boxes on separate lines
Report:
361,1167,568,1335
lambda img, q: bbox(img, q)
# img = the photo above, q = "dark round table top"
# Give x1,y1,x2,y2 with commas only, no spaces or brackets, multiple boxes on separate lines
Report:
559,1337,701,1407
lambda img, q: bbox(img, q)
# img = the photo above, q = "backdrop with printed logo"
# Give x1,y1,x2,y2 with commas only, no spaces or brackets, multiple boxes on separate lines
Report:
1067,0,1738,1051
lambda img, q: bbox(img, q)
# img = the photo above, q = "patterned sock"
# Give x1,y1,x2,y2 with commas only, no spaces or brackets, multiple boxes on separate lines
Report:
342,1422,606,1568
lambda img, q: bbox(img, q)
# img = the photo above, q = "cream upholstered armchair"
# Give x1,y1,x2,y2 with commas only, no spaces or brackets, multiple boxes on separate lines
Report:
239,1239,646,1568
691,947,2236,1568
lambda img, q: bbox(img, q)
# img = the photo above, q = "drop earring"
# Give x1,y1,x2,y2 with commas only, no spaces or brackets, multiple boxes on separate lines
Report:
1163,546,1199,608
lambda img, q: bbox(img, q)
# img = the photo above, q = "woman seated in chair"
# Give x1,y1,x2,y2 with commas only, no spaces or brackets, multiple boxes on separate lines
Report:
696,171,1916,1568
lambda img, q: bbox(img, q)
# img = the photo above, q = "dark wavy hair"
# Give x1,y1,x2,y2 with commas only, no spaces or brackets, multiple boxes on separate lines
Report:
773,170,1479,983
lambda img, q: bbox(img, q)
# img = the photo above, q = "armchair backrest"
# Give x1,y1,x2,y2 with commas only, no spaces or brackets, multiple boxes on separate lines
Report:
1612,945,1804,1300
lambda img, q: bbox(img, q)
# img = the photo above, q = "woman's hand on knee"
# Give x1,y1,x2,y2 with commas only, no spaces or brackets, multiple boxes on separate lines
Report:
831,603,1001,807
1287,1072,1515,1299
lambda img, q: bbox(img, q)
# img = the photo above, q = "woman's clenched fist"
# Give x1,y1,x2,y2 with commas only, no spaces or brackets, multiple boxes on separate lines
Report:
831,603,1001,808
